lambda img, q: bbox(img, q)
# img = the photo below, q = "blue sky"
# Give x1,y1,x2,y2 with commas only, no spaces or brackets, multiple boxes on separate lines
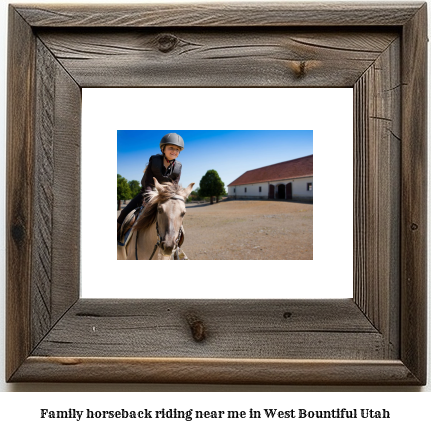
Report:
117,130,313,192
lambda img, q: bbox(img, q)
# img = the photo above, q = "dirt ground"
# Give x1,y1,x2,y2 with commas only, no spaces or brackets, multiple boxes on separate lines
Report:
182,199,313,260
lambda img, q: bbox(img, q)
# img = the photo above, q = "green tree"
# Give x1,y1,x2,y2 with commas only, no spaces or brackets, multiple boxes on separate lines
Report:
128,179,141,197
199,169,225,204
117,174,132,210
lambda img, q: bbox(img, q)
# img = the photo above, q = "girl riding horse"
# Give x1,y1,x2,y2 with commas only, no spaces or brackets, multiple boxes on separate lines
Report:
117,132,184,238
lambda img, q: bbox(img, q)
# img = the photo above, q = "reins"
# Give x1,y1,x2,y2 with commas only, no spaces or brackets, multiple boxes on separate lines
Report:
135,195,185,260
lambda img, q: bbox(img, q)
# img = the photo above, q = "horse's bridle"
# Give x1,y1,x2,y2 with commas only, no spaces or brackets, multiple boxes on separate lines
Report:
135,195,185,260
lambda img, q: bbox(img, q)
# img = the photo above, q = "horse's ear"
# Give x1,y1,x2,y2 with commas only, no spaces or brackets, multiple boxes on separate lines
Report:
183,182,195,198
153,177,164,193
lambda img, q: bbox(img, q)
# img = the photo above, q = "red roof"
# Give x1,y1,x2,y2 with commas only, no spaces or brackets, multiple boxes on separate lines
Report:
228,155,313,187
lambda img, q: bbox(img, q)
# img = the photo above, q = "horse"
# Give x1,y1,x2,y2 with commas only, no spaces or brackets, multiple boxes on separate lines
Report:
117,178,194,260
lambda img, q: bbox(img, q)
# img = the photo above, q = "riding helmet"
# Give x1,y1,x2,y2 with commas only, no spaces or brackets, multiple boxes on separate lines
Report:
160,133,184,152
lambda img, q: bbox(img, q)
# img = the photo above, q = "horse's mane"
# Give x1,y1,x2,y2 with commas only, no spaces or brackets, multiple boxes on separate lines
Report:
133,182,183,232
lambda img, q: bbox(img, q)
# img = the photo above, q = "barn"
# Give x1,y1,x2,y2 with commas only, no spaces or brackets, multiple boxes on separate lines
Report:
227,155,313,202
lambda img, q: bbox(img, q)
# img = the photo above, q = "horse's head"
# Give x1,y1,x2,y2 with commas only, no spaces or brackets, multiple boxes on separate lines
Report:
154,178,194,256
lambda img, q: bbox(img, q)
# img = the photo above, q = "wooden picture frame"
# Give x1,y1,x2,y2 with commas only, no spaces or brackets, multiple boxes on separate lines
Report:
6,2,427,384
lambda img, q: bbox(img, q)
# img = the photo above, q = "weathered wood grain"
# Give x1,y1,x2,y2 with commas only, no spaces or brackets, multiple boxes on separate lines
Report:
50,55,81,324
6,7,36,382
15,2,423,27
12,357,421,385
31,39,81,348
32,40,56,347
353,38,401,359
37,29,398,88
375,41,402,359
32,299,384,360
400,3,428,385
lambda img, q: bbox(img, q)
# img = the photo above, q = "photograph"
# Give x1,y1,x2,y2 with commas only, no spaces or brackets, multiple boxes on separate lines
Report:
116,130,313,261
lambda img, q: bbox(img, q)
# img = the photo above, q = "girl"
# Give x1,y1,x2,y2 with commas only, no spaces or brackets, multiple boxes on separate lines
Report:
117,132,184,237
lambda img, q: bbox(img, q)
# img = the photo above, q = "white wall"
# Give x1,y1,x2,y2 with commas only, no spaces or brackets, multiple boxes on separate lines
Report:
290,176,313,201
228,176,313,201
229,183,268,199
